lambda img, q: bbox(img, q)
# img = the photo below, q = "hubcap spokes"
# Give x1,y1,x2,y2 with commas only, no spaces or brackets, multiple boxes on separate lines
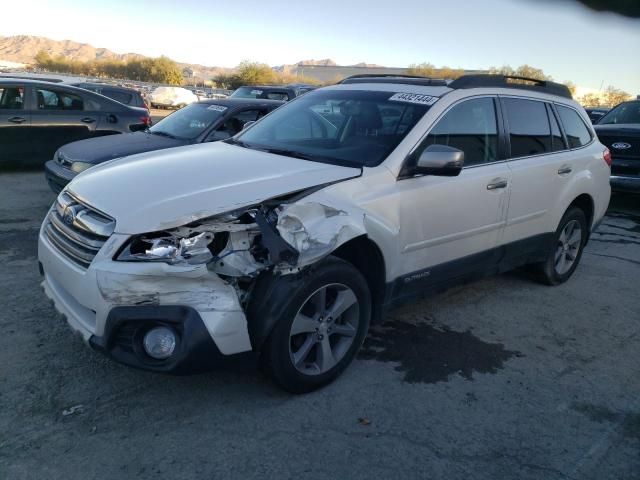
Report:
289,284,359,375
554,220,582,275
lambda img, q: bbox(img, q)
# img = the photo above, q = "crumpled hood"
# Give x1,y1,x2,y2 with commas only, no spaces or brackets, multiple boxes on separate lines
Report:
59,132,186,165
67,142,361,234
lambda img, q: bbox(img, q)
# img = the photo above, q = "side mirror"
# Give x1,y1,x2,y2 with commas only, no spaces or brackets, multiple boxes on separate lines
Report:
414,144,464,176
242,120,256,130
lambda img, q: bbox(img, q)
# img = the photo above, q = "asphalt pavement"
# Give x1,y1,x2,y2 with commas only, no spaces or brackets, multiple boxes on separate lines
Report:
1,172,638,480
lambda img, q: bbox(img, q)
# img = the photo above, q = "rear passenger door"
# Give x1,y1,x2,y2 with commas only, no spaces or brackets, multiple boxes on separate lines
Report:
30,87,98,164
0,83,32,167
500,96,573,249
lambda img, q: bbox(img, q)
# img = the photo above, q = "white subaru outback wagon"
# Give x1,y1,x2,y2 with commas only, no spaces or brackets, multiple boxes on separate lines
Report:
38,74,611,392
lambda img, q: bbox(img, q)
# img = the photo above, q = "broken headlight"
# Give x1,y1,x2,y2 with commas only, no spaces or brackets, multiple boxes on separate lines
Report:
116,231,217,265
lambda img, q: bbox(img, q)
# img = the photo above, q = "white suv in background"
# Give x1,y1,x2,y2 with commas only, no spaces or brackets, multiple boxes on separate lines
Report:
38,74,611,393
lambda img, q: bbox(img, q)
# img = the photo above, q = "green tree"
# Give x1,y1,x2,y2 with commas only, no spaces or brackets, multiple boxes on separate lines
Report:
489,64,551,80
236,61,277,85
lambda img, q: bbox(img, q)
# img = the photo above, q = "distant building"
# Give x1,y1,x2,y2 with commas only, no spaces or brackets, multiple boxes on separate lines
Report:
283,64,488,83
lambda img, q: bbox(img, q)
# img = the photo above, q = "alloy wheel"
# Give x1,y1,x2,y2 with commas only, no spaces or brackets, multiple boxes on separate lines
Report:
288,283,360,375
554,219,582,275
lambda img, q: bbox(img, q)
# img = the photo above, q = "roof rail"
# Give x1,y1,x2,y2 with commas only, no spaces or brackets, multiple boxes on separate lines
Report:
449,74,572,99
339,74,448,87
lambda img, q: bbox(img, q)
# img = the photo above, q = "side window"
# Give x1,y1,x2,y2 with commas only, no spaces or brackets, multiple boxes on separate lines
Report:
266,92,289,101
105,90,132,105
503,98,551,158
0,87,25,109
547,105,566,152
421,97,498,167
210,109,262,140
556,105,592,149
36,89,84,111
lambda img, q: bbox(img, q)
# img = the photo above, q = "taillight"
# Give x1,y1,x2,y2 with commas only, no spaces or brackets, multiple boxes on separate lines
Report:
603,147,612,167
140,116,151,126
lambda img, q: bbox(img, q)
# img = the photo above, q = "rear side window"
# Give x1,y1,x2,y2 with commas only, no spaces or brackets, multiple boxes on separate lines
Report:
0,87,24,109
503,98,551,157
421,97,498,166
547,105,566,151
266,92,289,101
556,105,592,148
36,89,84,111
104,90,133,105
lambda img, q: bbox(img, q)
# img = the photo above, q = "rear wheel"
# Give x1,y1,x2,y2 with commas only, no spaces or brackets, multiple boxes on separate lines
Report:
534,207,587,285
262,257,371,393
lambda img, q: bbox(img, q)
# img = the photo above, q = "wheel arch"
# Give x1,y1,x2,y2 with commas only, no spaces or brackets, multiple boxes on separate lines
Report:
245,235,387,352
331,235,387,324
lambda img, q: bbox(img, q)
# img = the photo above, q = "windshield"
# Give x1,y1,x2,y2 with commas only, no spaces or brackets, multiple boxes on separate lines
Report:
149,103,227,140
234,89,434,167
598,101,640,125
231,87,269,99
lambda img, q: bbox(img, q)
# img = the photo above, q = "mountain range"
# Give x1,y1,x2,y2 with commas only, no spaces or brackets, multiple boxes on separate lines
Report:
0,35,382,78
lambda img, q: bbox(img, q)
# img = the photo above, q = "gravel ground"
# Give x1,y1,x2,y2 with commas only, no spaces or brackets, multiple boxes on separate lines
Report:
1,172,639,480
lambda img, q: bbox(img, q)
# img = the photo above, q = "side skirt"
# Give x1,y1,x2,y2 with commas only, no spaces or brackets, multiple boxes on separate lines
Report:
382,233,555,313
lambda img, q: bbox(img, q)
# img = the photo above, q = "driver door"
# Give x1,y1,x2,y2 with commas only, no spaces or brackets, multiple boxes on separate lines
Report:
393,96,511,290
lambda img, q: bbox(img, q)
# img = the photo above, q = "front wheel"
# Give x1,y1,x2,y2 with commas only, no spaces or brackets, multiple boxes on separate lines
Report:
534,207,588,285
261,257,371,393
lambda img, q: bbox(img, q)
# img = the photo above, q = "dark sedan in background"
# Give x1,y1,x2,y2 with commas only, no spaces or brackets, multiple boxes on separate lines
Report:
585,107,610,124
229,84,315,101
44,98,283,193
72,83,150,111
0,79,151,168
594,100,640,193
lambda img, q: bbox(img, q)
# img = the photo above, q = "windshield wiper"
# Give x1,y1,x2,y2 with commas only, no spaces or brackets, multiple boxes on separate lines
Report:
150,130,178,139
224,138,252,148
258,147,317,161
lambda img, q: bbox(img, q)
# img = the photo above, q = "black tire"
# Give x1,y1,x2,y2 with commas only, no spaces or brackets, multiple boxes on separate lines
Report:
533,207,588,285
260,256,371,394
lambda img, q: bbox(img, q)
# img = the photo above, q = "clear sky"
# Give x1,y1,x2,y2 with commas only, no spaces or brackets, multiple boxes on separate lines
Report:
3,0,639,92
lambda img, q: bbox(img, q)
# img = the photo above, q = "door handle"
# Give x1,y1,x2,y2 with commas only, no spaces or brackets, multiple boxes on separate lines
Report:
8,116,26,124
558,165,572,175
81,117,96,124
487,179,508,190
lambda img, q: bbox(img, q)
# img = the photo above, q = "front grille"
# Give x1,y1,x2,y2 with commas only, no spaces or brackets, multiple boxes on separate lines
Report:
45,192,115,268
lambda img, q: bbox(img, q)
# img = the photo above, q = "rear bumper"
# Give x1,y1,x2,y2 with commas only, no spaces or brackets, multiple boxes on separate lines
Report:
44,160,76,194
610,175,640,193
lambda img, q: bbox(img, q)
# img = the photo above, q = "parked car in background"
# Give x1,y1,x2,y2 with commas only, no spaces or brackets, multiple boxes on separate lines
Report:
594,100,640,192
0,79,151,168
584,107,610,124
43,98,283,192
39,74,610,392
230,85,299,101
72,83,150,111
149,86,198,109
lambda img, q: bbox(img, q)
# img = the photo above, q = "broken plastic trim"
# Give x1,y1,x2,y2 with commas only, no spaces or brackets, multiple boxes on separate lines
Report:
252,209,299,266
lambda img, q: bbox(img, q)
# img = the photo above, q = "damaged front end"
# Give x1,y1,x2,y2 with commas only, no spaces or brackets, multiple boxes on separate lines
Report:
115,201,365,282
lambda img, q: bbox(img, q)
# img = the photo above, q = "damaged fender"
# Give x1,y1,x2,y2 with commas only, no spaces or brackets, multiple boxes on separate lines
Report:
274,202,366,271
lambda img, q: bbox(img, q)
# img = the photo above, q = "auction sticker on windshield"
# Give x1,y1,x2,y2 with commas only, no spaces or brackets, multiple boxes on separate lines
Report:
207,105,228,112
389,92,438,106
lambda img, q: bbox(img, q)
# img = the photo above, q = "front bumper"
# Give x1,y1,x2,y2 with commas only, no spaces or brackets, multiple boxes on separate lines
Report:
610,175,640,194
38,222,253,373
44,160,76,194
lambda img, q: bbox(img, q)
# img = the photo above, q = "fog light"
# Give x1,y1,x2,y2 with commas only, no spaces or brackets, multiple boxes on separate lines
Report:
143,326,176,360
